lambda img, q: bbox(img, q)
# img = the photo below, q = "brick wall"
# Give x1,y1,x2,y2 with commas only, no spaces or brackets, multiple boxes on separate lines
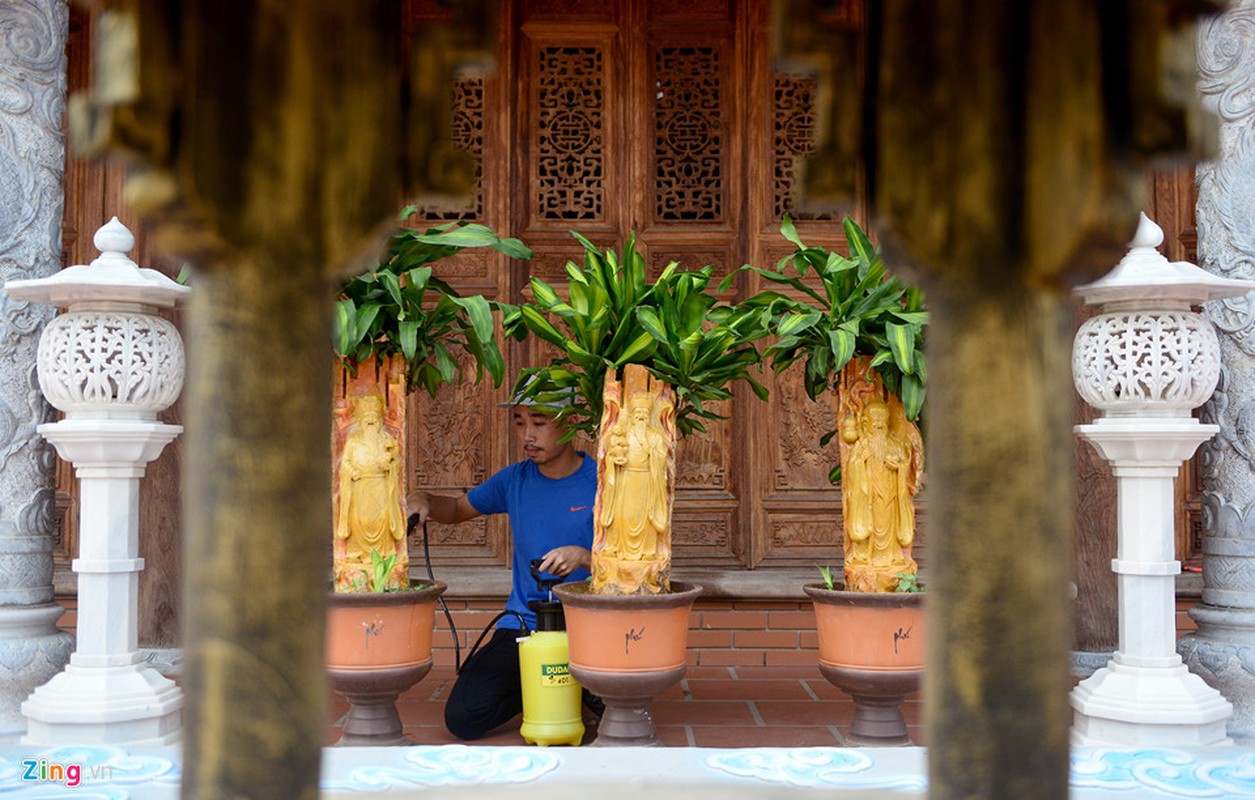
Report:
50,594,1204,670
427,598,817,670
428,596,1205,670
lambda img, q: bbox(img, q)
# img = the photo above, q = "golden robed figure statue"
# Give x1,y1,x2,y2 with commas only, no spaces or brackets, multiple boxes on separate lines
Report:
593,364,676,595
837,359,924,592
333,392,409,591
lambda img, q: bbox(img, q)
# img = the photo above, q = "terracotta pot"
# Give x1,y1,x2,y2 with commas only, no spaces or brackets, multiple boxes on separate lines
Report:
804,583,925,746
326,581,446,745
553,581,701,746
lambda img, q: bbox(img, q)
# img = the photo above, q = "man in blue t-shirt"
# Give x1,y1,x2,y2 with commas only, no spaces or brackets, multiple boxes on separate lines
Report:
406,385,597,740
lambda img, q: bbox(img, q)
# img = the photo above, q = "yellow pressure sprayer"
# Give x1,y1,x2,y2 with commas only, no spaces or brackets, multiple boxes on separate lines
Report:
518,560,584,746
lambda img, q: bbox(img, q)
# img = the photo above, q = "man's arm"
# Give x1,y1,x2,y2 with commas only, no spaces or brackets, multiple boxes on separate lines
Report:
406,491,481,526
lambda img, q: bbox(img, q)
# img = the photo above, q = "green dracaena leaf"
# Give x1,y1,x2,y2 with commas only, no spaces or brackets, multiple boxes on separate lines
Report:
434,342,457,384
776,310,822,338
355,302,382,343
900,373,926,421
843,216,877,267
886,321,916,375
399,319,419,362
780,214,805,249
335,300,356,356
614,331,659,365
828,327,856,372
519,305,568,347
529,277,562,309
451,294,495,345
636,306,668,343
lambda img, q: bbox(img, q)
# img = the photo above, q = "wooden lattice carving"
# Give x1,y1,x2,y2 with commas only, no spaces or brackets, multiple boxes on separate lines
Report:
537,46,605,221
653,46,724,222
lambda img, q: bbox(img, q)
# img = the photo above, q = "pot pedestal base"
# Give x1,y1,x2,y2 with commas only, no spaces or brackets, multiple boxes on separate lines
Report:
329,662,433,746
818,663,920,746
571,665,685,746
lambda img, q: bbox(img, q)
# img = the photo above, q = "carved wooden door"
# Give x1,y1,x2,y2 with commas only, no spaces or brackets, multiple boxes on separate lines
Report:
408,0,878,574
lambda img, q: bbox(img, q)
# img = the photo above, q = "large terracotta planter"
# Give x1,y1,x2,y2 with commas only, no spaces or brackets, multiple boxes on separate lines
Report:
553,581,701,746
804,584,924,746
326,581,446,745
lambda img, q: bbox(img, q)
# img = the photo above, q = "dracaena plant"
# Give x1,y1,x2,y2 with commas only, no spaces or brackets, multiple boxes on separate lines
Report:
723,215,928,480
334,209,532,395
498,231,767,442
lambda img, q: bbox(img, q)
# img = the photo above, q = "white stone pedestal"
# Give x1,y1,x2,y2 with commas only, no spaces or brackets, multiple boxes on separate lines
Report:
6,219,189,745
1071,419,1233,746
21,420,183,744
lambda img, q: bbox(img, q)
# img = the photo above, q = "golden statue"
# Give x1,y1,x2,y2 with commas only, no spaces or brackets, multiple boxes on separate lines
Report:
334,393,408,590
593,364,676,595
837,359,924,592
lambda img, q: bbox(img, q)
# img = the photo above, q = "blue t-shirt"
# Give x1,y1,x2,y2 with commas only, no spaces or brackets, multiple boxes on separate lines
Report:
467,453,596,630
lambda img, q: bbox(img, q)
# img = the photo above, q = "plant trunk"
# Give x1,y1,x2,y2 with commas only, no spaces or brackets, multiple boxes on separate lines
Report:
590,364,677,595
835,357,924,592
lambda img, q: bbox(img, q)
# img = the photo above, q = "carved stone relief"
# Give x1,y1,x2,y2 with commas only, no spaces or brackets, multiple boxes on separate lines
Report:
1182,0,1255,742
0,0,66,542
1201,365,1255,476
0,0,72,742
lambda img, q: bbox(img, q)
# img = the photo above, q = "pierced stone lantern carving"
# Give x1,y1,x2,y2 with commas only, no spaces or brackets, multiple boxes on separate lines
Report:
1070,213,1249,747
5,218,187,745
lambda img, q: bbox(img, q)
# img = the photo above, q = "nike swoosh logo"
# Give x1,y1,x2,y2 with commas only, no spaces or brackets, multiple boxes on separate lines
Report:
570,505,587,512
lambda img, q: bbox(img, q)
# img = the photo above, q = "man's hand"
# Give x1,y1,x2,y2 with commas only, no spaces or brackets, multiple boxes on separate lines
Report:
405,491,431,526
405,491,480,526
538,545,591,577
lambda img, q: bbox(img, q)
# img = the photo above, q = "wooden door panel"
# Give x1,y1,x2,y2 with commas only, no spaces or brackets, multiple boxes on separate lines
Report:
409,363,508,565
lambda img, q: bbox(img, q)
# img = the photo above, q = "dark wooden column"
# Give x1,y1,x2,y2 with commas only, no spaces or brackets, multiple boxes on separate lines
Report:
72,2,405,796
864,2,1216,798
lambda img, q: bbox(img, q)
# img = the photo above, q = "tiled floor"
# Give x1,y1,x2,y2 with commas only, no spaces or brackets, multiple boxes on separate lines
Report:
328,665,925,748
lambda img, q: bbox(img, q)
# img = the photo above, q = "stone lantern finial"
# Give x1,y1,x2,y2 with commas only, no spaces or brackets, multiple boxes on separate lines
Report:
1131,211,1163,249
93,216,135,256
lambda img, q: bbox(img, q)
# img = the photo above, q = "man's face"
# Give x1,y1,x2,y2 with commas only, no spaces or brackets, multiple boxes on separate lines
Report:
514,408,569,466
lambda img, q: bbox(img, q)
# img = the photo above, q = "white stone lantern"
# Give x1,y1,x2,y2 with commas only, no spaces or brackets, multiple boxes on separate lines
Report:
4,218,187,744
1070,213,1248,746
